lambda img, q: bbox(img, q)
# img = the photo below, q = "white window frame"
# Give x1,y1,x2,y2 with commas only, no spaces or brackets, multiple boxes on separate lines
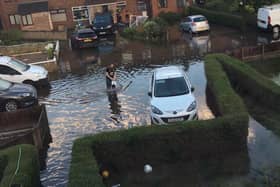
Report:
22,14,33,25
72,6,89,21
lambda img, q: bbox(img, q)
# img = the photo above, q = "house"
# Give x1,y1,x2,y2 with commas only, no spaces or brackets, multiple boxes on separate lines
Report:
0,0,192,37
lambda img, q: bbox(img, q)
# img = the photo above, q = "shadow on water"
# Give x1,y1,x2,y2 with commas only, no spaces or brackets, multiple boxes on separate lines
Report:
39,27,280,186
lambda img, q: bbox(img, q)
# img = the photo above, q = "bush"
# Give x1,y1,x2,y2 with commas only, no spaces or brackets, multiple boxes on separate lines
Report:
0,145,40,187
205,54,247,116
158,11,182,25
121,27,137,39
0,29,23,45
212,54,280,112
189,6,246,31
143,21,163,39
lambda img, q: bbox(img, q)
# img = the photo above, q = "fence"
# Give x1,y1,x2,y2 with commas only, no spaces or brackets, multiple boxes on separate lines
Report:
232,41,280,61
0,105,51,150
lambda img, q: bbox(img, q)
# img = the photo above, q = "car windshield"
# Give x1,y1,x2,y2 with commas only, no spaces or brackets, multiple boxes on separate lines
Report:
94,15,111,24
9,58,29,72
0,79,12,90
78,32,95,38
194,17,206,22
154,77,189,97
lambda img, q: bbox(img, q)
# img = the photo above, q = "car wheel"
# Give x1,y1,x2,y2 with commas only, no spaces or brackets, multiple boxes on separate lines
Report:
23,80,35,86
272,26,280,33
5,100,18,112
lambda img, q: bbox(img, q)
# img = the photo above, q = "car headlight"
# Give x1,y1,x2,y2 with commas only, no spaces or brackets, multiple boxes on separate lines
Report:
106,25,112,29
151,105,163,115
93,27,97,30
187,101,197,112
34,73,43,78
19,93,31,97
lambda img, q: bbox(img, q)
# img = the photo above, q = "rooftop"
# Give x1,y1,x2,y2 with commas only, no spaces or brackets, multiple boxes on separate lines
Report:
155,66,185,80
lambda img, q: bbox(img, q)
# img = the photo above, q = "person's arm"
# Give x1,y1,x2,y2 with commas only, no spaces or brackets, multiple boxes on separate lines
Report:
113,71,117,81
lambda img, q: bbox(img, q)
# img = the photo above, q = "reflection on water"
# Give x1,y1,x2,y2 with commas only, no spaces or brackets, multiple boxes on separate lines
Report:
40,28,280,186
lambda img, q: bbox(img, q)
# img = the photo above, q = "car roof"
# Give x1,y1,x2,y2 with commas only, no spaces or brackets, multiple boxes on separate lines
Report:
154,66,185,80
0,56,11,65
77,28,95,34
188,15,205,19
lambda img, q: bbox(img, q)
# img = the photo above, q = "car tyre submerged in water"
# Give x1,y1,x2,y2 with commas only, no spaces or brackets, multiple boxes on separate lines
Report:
273,25,280,33
5,100,18,112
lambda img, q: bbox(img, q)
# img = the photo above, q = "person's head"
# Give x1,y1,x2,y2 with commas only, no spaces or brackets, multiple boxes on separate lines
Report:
109,64,114,68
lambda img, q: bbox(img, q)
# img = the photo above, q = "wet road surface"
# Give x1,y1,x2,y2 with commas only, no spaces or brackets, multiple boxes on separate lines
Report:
39,26,280,186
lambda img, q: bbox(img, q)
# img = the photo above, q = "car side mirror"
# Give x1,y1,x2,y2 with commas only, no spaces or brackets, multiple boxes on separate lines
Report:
148,92,152,97
191,87,195,92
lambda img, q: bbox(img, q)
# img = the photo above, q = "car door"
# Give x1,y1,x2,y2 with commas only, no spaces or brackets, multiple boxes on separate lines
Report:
0,65,22,83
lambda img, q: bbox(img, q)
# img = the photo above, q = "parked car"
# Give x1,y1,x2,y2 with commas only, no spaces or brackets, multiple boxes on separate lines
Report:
0,56,49,86
92,12,116,36
0,78,37,112
180,15,210,33
148,66,198,125
71,28,98,49
257,4,280,33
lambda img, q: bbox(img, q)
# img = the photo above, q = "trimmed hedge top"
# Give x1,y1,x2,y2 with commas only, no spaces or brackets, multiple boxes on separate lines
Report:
0,144,40,187
205,54,247,116
213,54,280,111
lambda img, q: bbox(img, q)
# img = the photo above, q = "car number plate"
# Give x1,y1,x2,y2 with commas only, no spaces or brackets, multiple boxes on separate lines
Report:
168,117,184,123
84,39,92,42
100,32,106,35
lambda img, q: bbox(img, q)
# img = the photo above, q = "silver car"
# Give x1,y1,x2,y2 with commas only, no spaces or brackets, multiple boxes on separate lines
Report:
180,15,210,33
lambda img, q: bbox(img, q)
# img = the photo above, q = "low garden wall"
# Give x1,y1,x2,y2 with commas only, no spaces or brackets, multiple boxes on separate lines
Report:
22,31,67,41
0,42,49,56
0,144,40,187
68,54,249,186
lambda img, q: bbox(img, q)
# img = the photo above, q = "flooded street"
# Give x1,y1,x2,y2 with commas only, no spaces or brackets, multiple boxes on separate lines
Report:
39,26,280,186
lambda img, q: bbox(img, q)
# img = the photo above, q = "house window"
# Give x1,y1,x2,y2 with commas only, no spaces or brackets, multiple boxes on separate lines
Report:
158,0,168,8
50,9,67,22
177,0,186,8
72,6,89,21
9,15,21,25
137,1,147,11
22,14,33,25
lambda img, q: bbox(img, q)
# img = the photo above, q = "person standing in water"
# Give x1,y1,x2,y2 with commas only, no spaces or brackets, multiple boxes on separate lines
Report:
106,63,117,89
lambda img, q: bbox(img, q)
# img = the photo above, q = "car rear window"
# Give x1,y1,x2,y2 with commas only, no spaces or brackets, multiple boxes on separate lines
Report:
78,32,95,38
193,17,207,22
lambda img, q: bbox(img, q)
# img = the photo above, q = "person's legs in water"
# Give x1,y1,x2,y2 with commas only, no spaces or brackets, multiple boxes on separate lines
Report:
106,78,112,88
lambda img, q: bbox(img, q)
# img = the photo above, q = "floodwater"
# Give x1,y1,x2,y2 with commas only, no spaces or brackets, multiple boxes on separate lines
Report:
39,26,280,186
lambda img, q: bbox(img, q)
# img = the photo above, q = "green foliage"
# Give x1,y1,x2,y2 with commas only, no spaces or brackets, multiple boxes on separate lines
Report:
122,27,137,39
205,54,248,116
0,156,7,182
158,11,182,25
143,20,163,39
0,29,23,46
0,145,40,187
189,6,246,31
47,47,54,59
214,54,280,112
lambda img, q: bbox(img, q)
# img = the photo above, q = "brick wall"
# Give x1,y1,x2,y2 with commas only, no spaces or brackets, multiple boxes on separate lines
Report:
21,12,53,31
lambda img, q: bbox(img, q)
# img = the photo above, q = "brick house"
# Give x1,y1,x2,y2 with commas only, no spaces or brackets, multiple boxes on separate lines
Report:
0,0,192,32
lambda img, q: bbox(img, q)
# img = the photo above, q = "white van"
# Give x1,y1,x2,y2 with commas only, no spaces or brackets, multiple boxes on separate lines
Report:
257,4,280,33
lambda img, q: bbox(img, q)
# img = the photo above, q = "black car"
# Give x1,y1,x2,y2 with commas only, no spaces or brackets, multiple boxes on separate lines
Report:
0,78,37,112
71,28,98,49
92,13,116,36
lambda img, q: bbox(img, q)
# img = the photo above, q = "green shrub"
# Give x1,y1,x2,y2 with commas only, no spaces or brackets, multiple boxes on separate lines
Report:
143,20,162,39
189,6,246,31
158,11,182,25
121,27,137,39
205,54,248,116
0,145,40,187
0,156,7,182
212,54,280,111
0,29,23,45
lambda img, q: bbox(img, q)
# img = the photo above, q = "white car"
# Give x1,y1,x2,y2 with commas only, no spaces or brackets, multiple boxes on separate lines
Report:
0,56,49,86
180,15,210,33
257,4,280,33
148,66,198,125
